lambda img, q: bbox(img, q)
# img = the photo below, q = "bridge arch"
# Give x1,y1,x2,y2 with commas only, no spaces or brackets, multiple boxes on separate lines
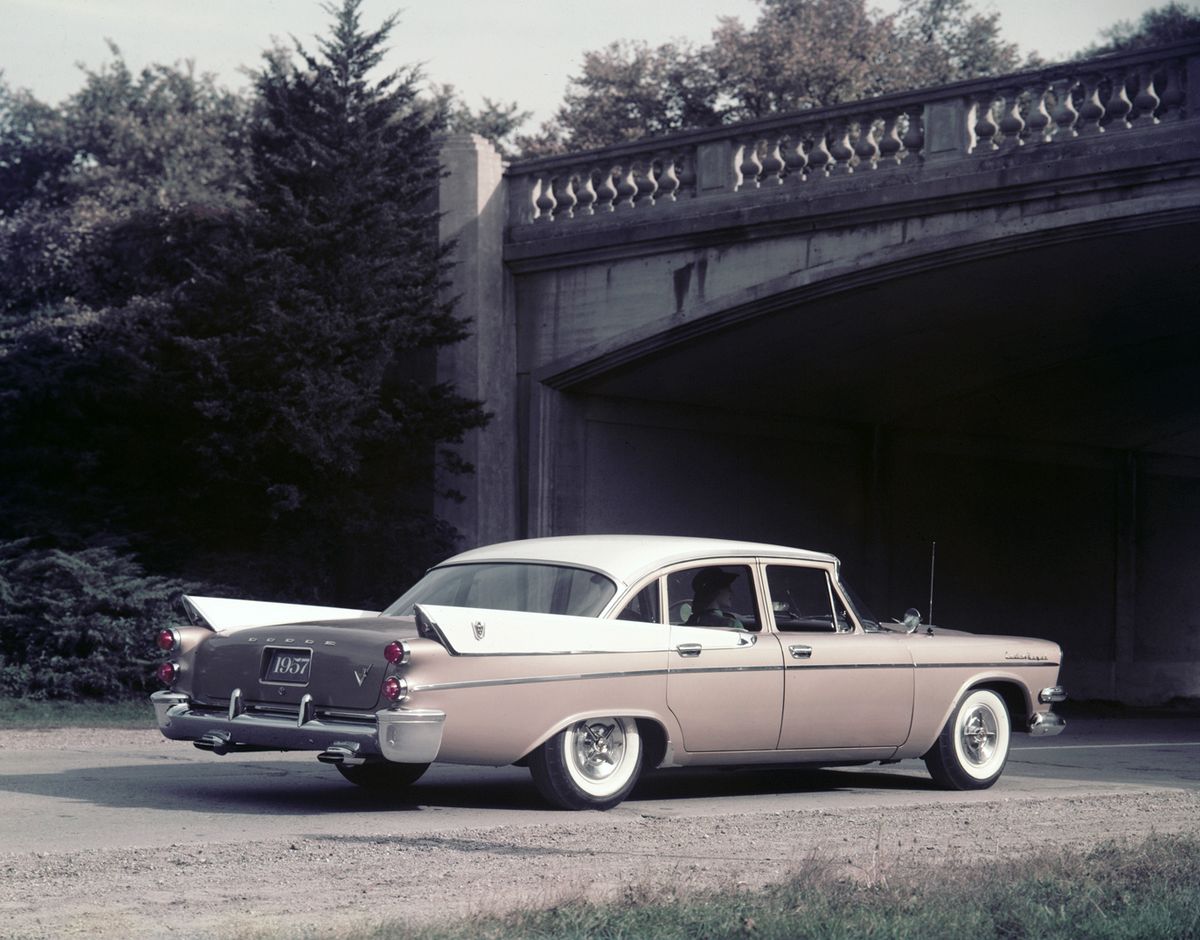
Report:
437,41,1200,705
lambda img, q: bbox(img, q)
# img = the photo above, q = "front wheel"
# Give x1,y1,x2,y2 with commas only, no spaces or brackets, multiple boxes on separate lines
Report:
336,760,429,792
924,688,1010,790
529,716,643,810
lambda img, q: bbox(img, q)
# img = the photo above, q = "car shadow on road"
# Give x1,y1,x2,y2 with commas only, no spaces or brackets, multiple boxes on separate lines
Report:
0,757,937,817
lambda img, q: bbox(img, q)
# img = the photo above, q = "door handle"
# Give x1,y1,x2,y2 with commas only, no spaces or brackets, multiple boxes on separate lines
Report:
789,644,813,659
676,643,702,658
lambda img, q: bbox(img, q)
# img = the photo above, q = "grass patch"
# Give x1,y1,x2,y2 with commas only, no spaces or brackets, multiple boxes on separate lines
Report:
354,834,1200,940
0,696,156,729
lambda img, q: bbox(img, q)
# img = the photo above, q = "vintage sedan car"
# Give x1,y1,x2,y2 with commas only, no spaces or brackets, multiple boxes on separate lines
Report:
152,535,1066,809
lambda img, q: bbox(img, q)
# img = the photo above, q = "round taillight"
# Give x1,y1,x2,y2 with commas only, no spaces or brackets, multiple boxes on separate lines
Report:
156,629,179,652
381,676,408,702
384,640,410,665
156,661,178,685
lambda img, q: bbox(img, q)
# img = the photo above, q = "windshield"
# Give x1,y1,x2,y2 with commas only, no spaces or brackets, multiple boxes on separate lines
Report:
840,581,885,633
383,562,618,618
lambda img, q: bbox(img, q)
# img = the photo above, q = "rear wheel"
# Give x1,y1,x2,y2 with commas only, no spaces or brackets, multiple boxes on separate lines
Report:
335,760,429,792
925,688,1010,789
529,716,642,810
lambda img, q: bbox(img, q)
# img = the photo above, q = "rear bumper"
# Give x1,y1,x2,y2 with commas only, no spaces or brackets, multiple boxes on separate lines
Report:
151,690,445,764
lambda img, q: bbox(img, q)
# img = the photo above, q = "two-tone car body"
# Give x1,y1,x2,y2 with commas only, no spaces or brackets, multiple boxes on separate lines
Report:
152,535,1066,809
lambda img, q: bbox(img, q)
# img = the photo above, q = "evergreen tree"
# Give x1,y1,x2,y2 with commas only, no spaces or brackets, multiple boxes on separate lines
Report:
0,4,488,606
159,0,488,603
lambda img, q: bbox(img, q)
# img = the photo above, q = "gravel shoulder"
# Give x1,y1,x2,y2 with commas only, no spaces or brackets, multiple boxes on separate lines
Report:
2,730,1198,939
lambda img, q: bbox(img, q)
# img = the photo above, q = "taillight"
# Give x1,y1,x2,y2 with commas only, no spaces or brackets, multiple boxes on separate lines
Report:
384,640,410,665
156,661,179,685
156,629,180,652
382,676,408,702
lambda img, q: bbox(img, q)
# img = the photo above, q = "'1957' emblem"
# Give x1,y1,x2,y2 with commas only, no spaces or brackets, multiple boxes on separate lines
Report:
472,620,486,641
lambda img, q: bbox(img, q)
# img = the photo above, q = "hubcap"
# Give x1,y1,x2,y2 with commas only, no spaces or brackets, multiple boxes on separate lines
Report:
959,706,998,766
571,720,625,782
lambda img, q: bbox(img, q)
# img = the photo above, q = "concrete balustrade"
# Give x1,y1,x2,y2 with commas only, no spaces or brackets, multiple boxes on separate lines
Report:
510,39,1200,226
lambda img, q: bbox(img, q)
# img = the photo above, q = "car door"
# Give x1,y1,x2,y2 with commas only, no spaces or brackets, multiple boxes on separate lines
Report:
767,562,915,750
663,562,785,752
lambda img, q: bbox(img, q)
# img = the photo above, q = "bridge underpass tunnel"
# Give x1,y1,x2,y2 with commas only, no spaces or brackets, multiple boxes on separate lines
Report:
537,224,1200,705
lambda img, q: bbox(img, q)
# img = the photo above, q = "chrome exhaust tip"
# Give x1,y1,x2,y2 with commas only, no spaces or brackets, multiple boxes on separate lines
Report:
195,730,233,755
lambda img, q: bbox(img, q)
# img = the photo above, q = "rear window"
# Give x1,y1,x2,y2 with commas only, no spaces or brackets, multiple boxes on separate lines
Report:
383,563,617,618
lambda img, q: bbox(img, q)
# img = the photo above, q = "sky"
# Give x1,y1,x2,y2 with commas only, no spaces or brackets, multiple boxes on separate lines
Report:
0,0,1184,128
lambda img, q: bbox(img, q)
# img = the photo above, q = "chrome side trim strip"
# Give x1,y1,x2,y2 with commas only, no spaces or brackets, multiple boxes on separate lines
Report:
411,668,672,692
914,661,1060,669
785,662,911,671
413,663,790,692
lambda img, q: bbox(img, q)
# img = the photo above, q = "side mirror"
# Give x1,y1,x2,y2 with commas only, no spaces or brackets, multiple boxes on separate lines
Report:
902,608,922,634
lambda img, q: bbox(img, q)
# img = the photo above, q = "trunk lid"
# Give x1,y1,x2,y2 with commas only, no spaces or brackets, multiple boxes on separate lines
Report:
191,616,418,711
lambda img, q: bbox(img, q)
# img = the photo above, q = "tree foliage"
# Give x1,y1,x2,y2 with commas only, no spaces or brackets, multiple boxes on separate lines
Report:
430,82,531,159
0,2,487,610
523,0,1028,154
1081,2,1200,56
0,540,195,700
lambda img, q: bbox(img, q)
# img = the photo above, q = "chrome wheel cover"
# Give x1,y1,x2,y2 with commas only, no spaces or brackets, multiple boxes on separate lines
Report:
959,704,999,767
564,717,639,797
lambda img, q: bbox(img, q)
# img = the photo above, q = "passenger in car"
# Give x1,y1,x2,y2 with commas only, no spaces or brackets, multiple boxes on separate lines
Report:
685,567,745,629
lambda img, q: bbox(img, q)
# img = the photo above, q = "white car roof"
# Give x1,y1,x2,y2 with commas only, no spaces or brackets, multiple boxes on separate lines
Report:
439,535,838,589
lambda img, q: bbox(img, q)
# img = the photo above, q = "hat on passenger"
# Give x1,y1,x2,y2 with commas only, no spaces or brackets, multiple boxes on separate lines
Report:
692,567,737,599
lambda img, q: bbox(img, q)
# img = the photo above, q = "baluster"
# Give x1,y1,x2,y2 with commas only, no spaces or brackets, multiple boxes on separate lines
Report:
615,164,638,209
1104,70,1133,130
736,138,764,189
1130,67,1161,125
595,166,618,212
998,88,1025,149
1157,61,1184,122
656,154,680,202
782,132,808,182
853,117,881,169
878,113,903,167
760,136,785,184
828,123,854,174
634,158,658,206
574,168,597,216
534,176,557,221
972,94,999,152
1076,74,1106,135
806,128,833,179
1051,78,1079,138
902,108,925,160
675,154,697,198
554,174,578,219
1025,84,1052,144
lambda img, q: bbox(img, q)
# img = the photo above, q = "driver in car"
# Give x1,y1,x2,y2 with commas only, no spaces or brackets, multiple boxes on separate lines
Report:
685,567,745,628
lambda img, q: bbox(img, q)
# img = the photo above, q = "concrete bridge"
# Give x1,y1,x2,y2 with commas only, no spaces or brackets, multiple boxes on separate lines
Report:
434,40,1200,705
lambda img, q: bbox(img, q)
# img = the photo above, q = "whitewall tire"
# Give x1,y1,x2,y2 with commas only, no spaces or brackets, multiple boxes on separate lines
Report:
924,688,1011,790
529,717,643,810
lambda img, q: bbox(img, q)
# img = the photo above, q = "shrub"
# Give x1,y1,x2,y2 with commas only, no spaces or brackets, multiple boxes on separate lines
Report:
0,539,194,700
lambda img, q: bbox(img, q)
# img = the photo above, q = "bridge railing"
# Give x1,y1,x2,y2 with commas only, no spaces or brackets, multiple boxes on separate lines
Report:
507,39,1200,227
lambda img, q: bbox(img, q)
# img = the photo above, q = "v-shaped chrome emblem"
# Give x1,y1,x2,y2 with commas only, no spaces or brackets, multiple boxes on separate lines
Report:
353,664,372,687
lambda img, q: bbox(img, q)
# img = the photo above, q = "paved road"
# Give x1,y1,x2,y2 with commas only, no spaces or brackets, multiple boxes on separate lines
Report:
1,713,1197,856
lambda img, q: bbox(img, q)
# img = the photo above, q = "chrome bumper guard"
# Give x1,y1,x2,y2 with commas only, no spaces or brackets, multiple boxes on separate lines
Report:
1028,710,1066,736
151,690,445,764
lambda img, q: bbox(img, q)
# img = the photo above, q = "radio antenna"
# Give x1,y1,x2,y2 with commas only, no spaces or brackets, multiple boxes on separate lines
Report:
927,540,937,627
